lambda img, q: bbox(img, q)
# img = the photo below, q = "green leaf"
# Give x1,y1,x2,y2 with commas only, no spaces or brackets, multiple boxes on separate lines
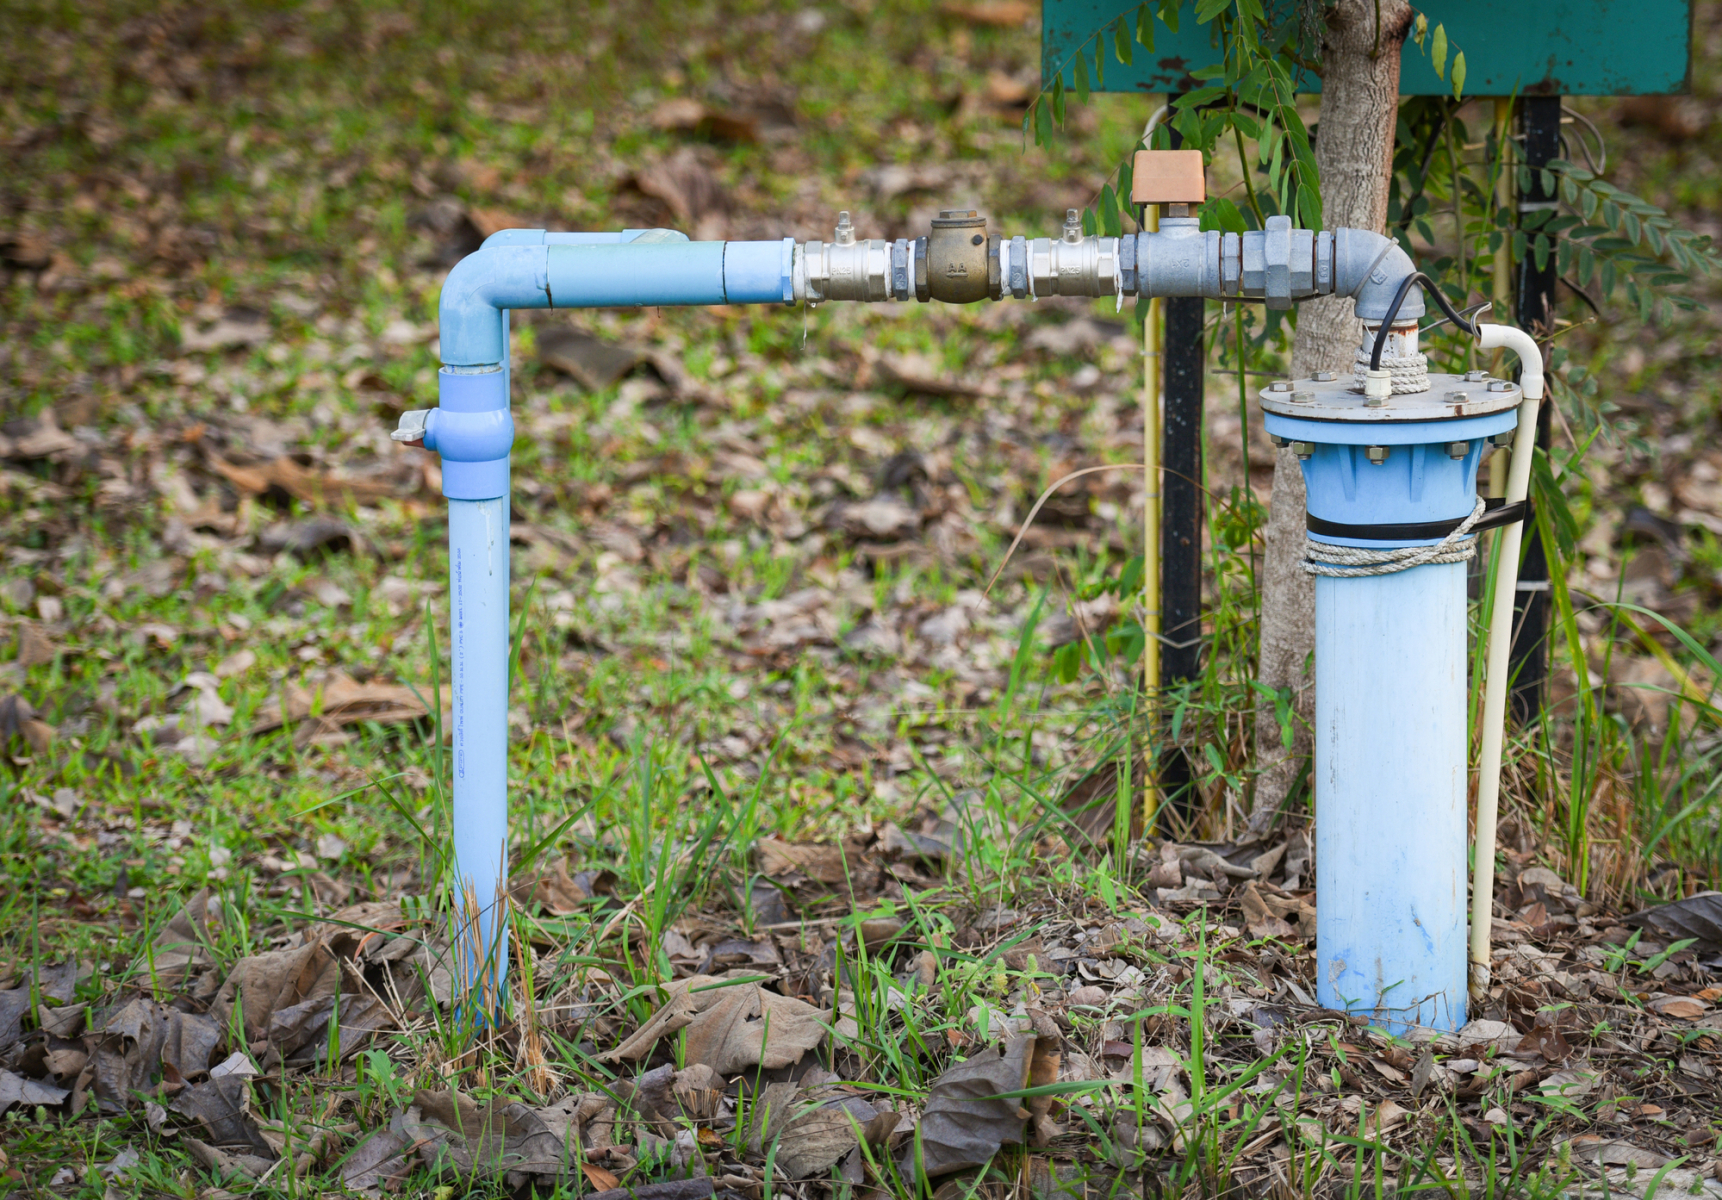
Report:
1034,97,1052,146
1533,233,1550,272
1074,53,1089,106
1431,24,1447,79
1094,37,1104,88
1100,183,1122,236
1159,0,1179,32
1578,244,1595,285
1114,18,1132,65
1202,741,1226,776
1451,51,1466,99
1136,3,1155,52
1052,75,1066,126
1199,196,1248,234
1082,206,1097,236
1414,12,1428,45
1194,0,1229,23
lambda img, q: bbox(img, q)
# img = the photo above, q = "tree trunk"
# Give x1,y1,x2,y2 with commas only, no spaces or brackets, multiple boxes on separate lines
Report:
1250,0,1413,830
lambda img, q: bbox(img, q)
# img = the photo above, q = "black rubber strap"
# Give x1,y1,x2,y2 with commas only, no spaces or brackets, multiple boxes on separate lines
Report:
1306,496,1532,542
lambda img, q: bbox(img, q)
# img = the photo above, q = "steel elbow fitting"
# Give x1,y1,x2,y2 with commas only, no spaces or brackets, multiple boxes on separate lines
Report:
1335,229,1425,322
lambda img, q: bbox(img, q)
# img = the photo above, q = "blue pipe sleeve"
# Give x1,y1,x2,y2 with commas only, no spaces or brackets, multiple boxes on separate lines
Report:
1315,563,1468,1033
449,494,511,1015
724,239,797,303
546,242,728,308
427,370,513,500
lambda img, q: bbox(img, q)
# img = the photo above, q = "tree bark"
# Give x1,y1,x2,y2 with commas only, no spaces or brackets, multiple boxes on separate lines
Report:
1251,0,1413,830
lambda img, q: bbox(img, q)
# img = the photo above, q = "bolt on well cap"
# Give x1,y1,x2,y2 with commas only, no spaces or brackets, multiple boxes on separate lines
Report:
1131,149,1206,206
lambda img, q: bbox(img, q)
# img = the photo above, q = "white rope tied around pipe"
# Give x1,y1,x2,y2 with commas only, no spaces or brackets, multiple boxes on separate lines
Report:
1302,495,1486,577
1351,347,1430,394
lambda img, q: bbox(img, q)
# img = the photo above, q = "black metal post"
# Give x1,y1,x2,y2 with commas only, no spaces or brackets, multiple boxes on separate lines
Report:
1157,126,1204,822
1510,95,1560,724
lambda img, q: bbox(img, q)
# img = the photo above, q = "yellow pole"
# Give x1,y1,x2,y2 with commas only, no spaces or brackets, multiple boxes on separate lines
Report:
1142,200,1162,828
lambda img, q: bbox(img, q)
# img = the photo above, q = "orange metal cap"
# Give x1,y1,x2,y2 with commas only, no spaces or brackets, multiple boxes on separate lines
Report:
1131,149,1206,205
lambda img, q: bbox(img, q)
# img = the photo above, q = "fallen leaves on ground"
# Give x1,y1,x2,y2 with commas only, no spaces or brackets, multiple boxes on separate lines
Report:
604,975,832,1073
249,671,447,744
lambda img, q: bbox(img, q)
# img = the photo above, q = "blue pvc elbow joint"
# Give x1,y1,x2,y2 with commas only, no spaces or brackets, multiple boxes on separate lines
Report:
426,370,514,500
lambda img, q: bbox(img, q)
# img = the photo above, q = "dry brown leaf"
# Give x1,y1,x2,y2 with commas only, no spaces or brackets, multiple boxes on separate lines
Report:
340,1129,415,1191
755,1084,880,1179
15,624,55,669
170,1075,274,1156
757,839,850,884
211,941,339,1052
207,451,400,508
466,207,530,239
249,671,446,737
602,976,830,1073
1361,1099,1408,1137
538,327,650,392
146,888,220,985
1025,1031,1062,1145
509,858,603,916
0,1068,68,1114
90,999,221,1113
411,1088,570,1179
0,693,54,755
906,1034,1038,1178
580,1162,622,1191
1650,995,1708,1019
632,149,729,224
682,982,830,1074
182,1136,274,1181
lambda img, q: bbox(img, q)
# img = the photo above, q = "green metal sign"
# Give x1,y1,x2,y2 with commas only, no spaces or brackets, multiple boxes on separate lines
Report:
1043,1,1692,96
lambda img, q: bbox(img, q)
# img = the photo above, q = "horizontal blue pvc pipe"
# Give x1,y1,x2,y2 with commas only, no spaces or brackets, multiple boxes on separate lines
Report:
546,242,727,308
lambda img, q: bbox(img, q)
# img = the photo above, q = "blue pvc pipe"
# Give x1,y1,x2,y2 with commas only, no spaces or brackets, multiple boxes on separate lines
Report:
1263,408,1514,1033
432,229,795,1016
449,493,511,1010
1313,562,1468,1032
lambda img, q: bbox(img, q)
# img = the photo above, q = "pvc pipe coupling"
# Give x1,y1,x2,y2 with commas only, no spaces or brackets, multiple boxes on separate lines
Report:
394,370,515,500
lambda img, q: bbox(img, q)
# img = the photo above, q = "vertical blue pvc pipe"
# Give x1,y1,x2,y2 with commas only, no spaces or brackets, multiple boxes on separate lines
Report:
1264,407,1516,1034
426,366,515,1016
1314,562,1468,1032
449,493,511,1010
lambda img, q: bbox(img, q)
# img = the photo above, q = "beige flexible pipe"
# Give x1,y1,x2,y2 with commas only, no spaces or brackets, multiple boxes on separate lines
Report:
1468,322,1545,1001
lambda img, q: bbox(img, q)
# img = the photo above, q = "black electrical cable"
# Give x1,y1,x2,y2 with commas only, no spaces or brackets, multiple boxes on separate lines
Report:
1367,271,1484,371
